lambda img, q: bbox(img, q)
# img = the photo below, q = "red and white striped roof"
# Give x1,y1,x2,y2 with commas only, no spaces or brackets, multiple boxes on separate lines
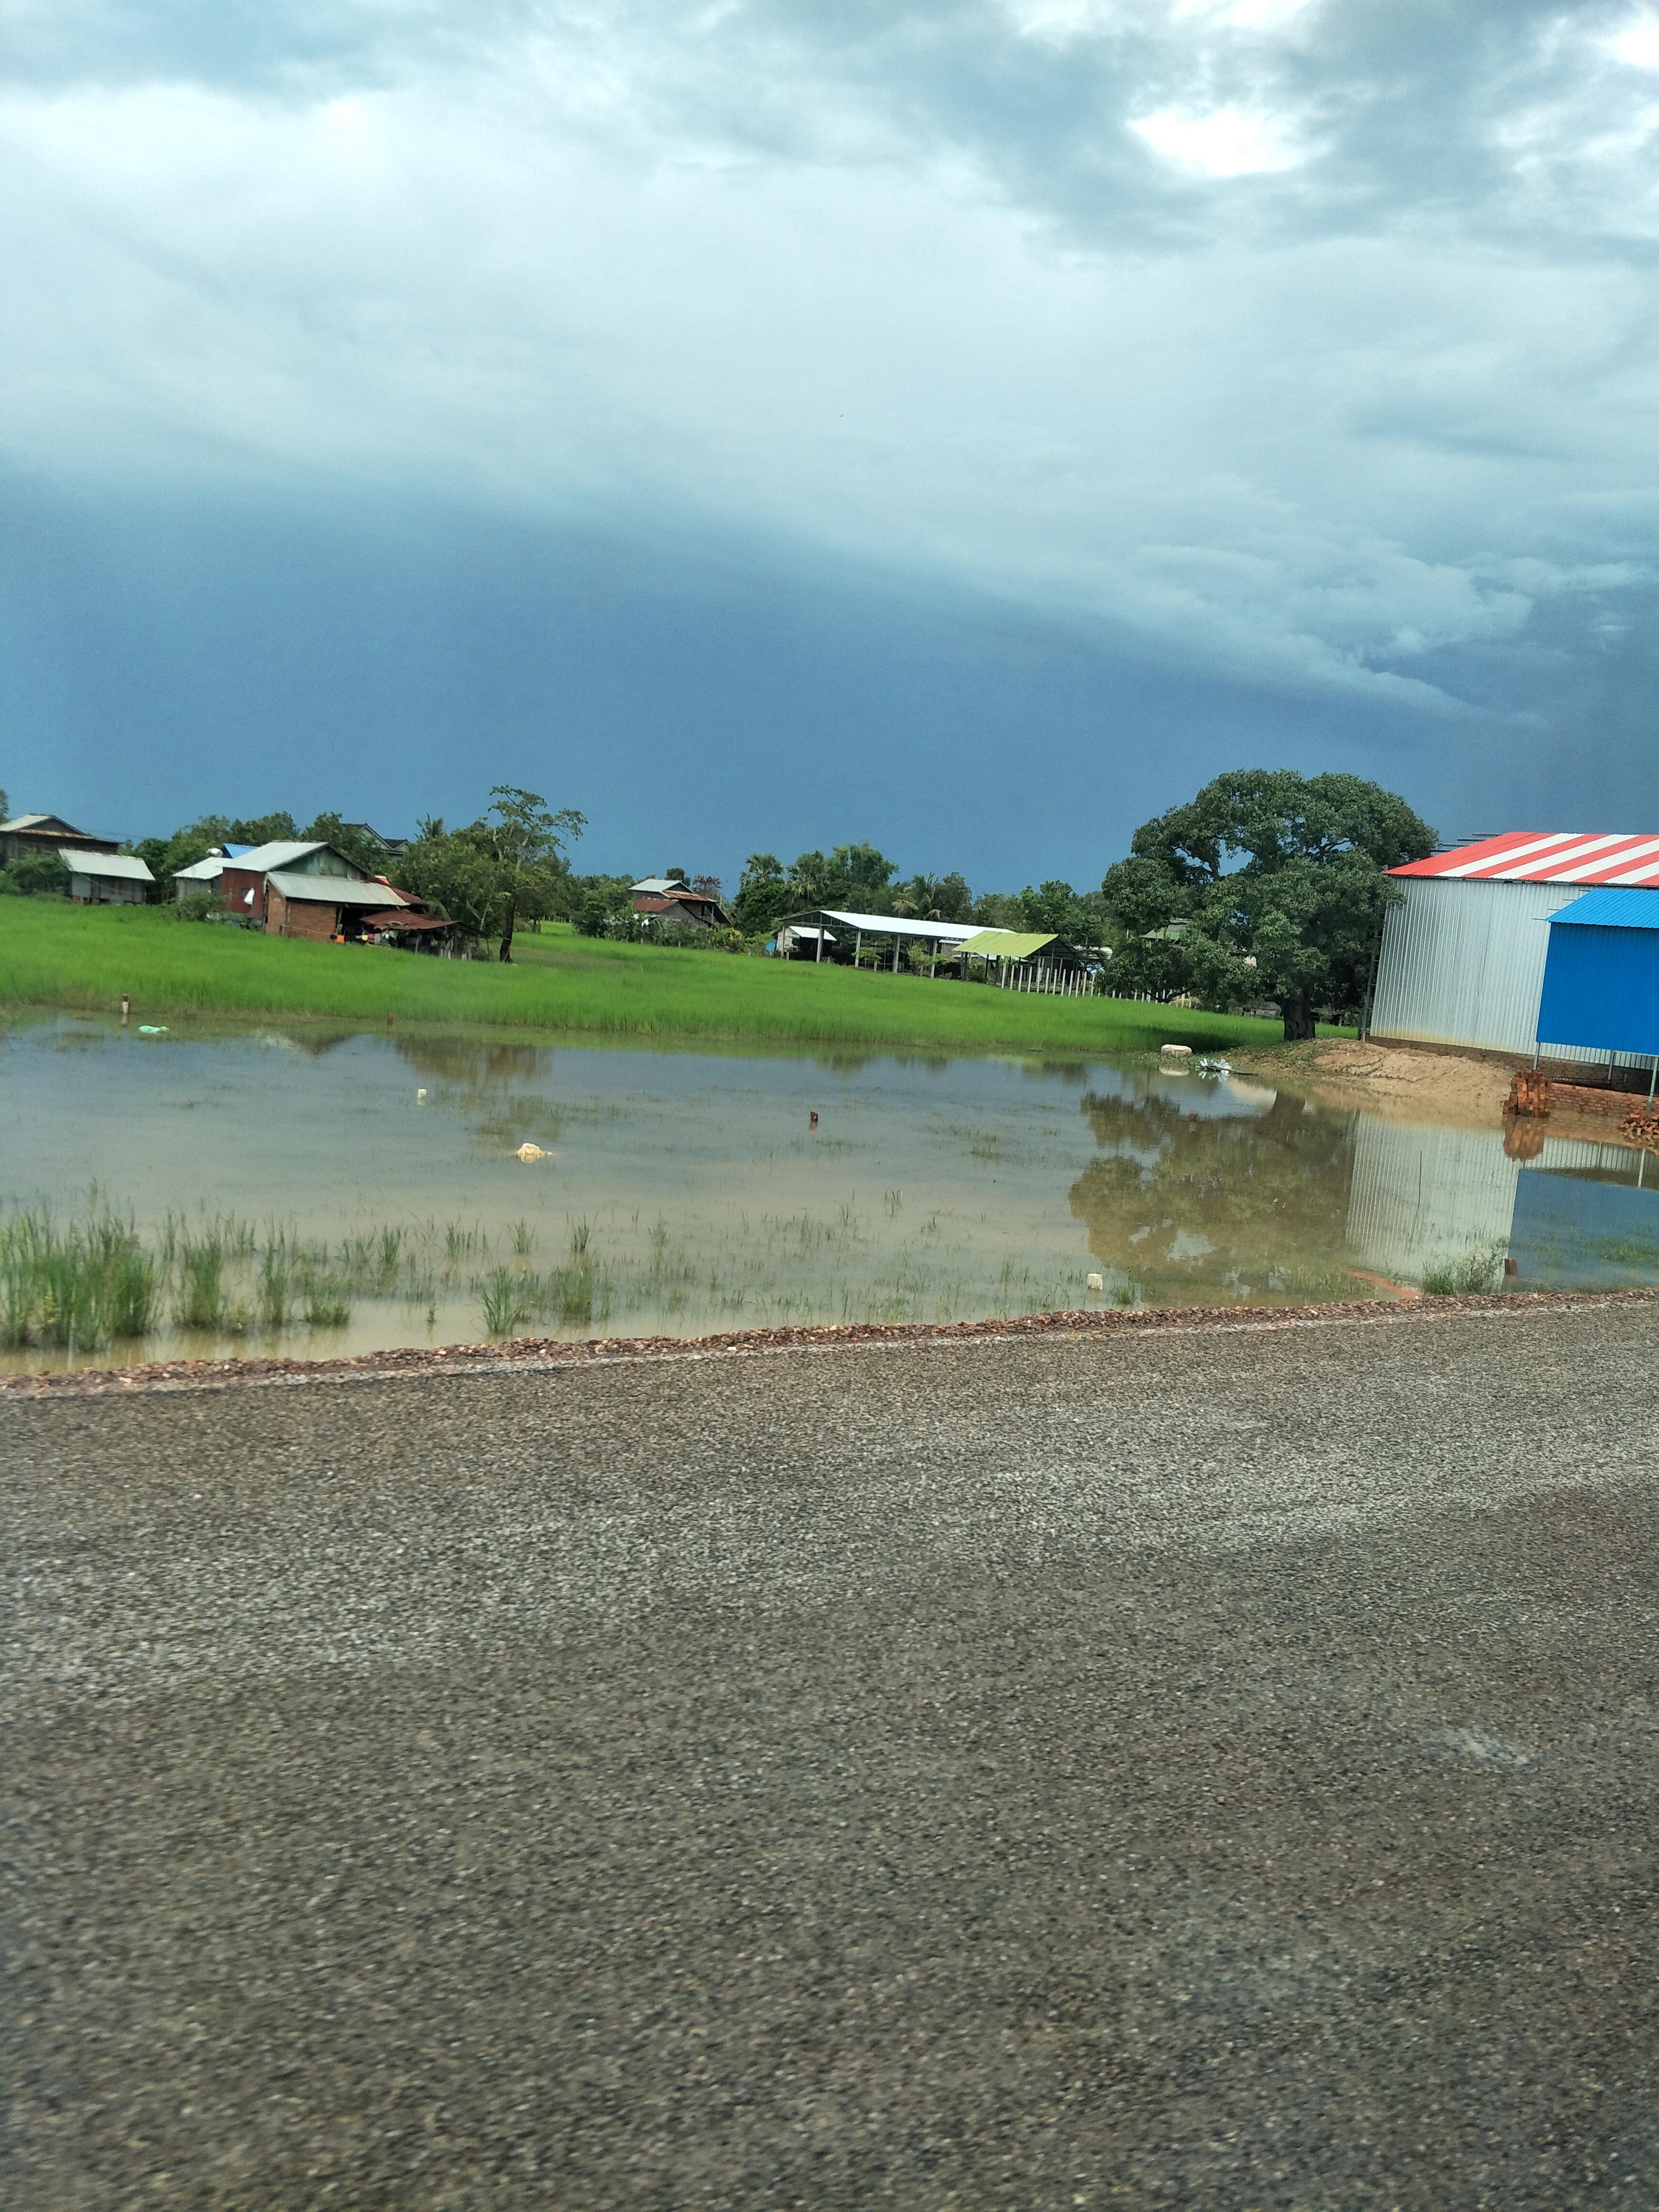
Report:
1390,832,1659,888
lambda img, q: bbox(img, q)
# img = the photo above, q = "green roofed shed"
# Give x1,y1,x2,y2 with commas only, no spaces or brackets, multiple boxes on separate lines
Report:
957,930,1059,960
956,929,1092,996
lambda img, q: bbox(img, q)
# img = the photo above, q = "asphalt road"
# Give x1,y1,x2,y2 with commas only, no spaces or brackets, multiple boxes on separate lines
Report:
5,1303,1659,2210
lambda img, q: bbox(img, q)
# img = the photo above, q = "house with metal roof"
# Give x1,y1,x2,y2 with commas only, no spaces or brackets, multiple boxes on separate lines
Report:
217,840,409,941
171,844,253,897
630,878,732,930
1,812,119,866
1370,832,1659,1070
60,849,156,905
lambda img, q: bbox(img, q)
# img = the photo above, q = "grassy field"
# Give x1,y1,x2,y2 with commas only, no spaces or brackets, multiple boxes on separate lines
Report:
0,899,1321,1054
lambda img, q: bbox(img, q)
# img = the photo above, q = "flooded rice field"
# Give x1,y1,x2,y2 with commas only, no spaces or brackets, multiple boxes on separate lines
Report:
4,1014,1659,1372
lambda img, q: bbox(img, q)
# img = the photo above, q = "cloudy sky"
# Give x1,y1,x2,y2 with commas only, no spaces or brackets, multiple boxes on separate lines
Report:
4,0,1658,887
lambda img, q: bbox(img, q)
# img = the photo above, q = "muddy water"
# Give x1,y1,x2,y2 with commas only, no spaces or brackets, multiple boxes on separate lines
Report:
3,1015,1656,1371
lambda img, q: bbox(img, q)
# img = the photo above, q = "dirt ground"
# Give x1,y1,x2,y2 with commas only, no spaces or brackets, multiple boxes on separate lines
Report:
1230,1035,1657,1149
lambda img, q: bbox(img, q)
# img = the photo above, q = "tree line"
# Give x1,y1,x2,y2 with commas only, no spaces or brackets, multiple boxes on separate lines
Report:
7,764,1439,1028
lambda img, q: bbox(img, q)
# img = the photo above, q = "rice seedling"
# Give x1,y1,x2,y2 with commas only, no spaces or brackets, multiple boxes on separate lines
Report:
258,1244,293,1330
107,1247,160,1337
176,1241,227,1331
568,1216,591,1261
0,1251,35,1347
36,1239,110,1349
511,1218,536,1258
303,1276,353,1328
479,1266,534,1335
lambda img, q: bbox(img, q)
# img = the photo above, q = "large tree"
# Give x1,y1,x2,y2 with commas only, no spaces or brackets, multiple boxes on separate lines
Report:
732,854,793,936
1102,769,1434,1039
396,789,584,954
478,786,585,962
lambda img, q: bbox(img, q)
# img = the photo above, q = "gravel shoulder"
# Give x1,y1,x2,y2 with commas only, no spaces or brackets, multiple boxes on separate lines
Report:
5,1303,1659,2209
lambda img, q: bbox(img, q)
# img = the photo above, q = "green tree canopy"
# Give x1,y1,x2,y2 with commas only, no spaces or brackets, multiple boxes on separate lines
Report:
227,812,299,846
893,871,974,923
1101,769,1434,1039
302,814,391,877
732,853,792,936
396,789,584,953
132,815,234,885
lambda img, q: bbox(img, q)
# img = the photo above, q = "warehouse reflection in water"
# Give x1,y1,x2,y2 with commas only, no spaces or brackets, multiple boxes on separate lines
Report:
1069,1080,1659,1303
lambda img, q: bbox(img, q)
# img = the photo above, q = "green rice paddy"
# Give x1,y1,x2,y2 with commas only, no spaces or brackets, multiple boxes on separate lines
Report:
0,899,1309,1053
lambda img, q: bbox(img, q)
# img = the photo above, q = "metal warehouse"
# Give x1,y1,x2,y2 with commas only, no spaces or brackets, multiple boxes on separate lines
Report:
1370,831,1659,1067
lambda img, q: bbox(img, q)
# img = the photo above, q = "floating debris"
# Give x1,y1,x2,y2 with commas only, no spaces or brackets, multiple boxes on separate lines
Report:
137,1025,168,1035
514,1142,547,1163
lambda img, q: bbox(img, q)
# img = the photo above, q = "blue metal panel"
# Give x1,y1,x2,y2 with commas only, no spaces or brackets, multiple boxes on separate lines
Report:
1546,886,1659,930
1538,907,1659,1054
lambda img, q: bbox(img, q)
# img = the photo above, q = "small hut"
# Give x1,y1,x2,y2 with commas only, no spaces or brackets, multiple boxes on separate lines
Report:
60,850,156,906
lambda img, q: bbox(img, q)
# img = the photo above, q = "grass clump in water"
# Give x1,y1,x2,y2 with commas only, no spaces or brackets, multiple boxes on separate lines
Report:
107,1247,160,1337
303,1276,353,1328
480,1266,534,1336
0,1207,154,1351
176,1241,227,1330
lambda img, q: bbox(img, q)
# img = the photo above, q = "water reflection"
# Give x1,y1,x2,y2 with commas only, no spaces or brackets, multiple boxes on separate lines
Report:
395,1037,553,1090
1070,1088,1360,1303
3,1015,1658,1372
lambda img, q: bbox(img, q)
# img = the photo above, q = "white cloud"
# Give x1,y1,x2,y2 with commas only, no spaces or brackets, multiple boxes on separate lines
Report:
1609,12,1659,70
1129,102,1306,176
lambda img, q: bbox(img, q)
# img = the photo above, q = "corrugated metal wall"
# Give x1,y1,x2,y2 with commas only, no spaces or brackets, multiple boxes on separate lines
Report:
1370,877,1656,1067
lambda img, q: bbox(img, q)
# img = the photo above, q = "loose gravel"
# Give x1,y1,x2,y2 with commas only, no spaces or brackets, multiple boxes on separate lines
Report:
4,1301,1659,2209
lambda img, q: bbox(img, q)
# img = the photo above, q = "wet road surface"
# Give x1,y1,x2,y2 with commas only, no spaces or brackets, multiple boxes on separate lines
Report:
5,1302,1659,2208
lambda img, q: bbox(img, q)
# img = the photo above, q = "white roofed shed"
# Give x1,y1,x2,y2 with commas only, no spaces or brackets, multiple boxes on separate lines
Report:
59,849,155,905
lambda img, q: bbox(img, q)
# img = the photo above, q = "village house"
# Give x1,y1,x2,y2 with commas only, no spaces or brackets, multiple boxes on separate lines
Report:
218,839,412,941
0,811,119,867
60,850,156,905
630,877,733,930
171,845,252,898
774,907,1014,970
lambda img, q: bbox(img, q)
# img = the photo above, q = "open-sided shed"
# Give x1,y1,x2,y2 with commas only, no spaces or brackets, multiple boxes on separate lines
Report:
955,930,1092,995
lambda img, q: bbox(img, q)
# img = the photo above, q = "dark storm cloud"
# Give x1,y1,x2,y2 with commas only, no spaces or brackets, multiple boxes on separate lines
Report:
4,1,1659,853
